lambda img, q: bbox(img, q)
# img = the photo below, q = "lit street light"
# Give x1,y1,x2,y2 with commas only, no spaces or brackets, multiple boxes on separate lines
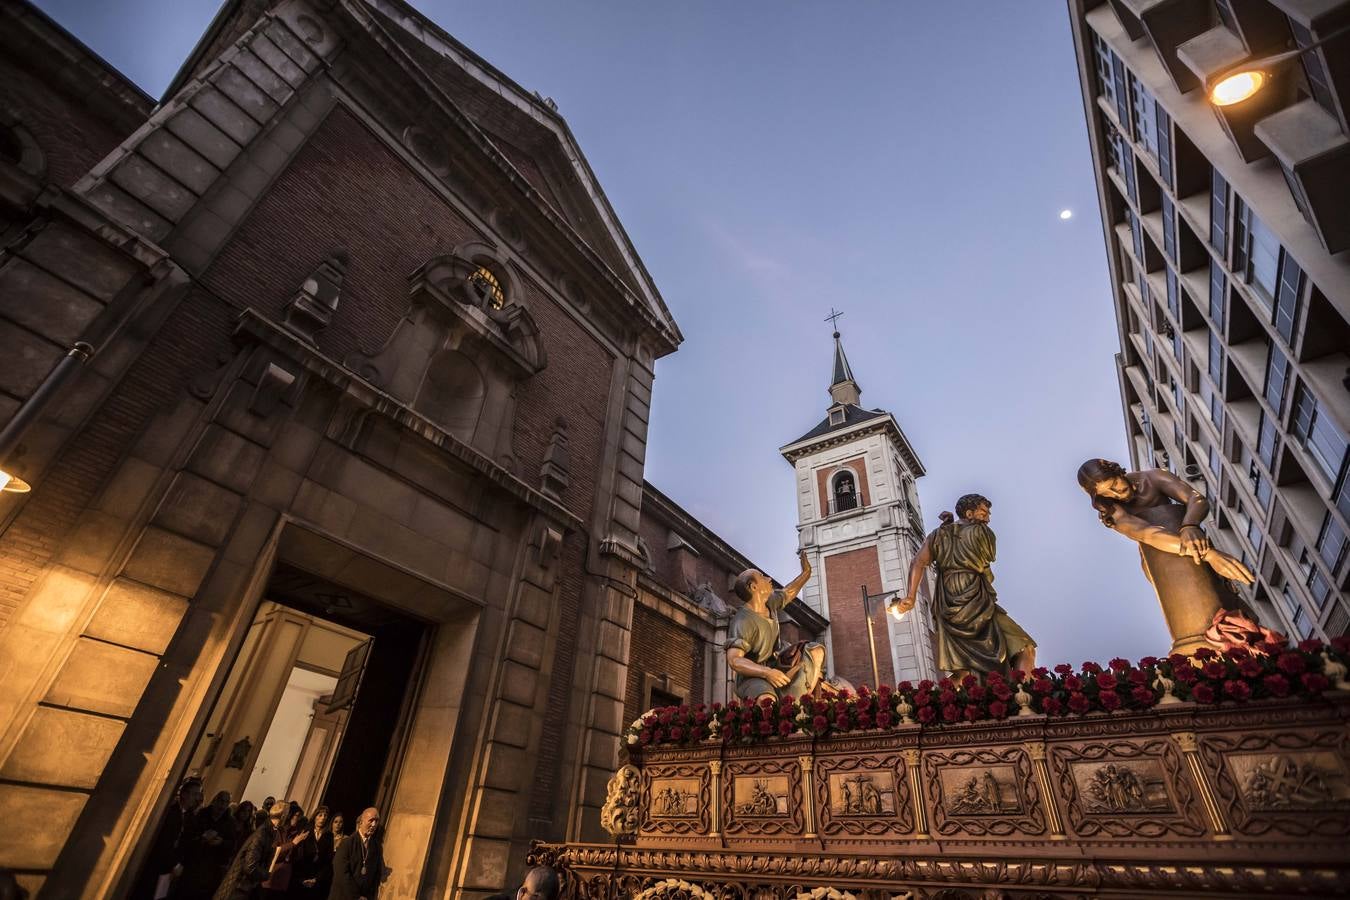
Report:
1209,24,1349,107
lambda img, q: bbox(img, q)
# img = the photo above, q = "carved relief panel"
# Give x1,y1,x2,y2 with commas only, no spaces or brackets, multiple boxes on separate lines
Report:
1049,739,1205,838
723,760,805,836
1200,730,1350,838
814,753,914,836
640,764,711,836
923,747,1046,837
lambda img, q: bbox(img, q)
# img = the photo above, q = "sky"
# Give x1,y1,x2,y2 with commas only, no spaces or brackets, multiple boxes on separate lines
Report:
34,0,1174,665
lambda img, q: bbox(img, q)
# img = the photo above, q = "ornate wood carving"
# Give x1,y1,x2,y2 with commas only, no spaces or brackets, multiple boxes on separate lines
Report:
641,763,711,836
1049,739,1206,838
723,759,806,836
923,747,1046,837
1199,729,1350,838
813,752,913,836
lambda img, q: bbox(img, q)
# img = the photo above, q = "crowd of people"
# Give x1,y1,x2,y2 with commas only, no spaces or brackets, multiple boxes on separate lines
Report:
137,777,384,900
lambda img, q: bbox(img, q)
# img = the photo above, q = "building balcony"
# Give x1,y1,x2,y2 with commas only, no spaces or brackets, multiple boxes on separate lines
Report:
1123,0,1215,93
1256,100,1350,254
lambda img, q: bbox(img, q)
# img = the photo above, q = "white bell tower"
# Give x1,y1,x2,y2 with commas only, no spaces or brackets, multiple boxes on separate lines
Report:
779,328,937,687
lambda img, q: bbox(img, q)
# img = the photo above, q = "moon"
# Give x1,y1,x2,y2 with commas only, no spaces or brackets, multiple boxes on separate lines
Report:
1059,209,1073,220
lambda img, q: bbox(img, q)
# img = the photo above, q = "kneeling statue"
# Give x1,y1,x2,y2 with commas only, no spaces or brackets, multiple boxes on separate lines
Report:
1076,458,1277,655
726,551,827,702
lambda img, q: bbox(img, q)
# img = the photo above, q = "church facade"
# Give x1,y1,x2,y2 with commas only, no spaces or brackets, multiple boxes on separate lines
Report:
0,1,830,897
781,332,938,689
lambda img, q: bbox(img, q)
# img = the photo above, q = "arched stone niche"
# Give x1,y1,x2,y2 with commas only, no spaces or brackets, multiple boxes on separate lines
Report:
345,241,546,465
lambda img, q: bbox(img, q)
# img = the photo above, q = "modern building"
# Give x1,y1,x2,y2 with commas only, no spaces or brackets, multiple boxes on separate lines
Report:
0,0,827,897
1067,0,1350,639
780,331,938,689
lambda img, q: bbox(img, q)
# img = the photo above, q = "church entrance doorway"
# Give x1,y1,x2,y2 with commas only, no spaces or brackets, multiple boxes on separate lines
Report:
184,561,429,827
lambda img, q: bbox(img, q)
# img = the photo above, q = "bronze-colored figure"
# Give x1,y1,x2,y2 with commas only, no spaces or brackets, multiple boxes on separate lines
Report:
726,551,826,701
1075,459,1269,655
894,494,1036,681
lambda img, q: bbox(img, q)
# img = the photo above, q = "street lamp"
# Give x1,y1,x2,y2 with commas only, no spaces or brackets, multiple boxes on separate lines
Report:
1209,24,1350,107
0,341,94,493
859,585,911,689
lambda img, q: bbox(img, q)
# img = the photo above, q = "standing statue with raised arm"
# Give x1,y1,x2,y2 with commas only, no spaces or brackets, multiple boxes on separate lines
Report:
1075,458,1278,654
893,493,1036,681
726,550,827,702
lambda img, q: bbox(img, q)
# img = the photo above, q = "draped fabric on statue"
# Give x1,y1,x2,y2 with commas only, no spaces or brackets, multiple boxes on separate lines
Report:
930,522,1034,673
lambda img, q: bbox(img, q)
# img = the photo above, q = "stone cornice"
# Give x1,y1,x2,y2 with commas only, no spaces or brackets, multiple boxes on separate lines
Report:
780,413,925,477
235,309,583,532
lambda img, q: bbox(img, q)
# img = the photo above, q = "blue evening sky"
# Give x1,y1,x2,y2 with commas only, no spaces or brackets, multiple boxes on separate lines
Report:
35,0,1174,665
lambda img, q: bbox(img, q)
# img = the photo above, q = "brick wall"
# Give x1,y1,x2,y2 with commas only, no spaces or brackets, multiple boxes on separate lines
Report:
816,457,869,516
822,545,893,689
622,602,704,727
202,106,613,520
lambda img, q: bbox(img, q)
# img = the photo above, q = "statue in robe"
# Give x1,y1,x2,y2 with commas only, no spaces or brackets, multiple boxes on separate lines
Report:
894,493,1036,680
1075,459,1278,655
725,551,827,701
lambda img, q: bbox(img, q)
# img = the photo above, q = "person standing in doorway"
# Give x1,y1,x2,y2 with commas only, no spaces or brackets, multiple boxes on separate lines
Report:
135,776,202,899
330,808,383,900
291,805,334,899
176,790,235,899
261,803,307,898
212,801,284,900
329,813,347,855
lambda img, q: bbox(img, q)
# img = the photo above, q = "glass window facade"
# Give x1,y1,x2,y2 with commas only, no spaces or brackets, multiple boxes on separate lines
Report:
1162,196,1177,262
1210,170,1228,255
1247,210,1281,304
1209,259,1226,329
1288,18,1337,113
1265,344,1288,414
1274,254,1302,345
1130,74,1161,163
1166,268,1180,320
1292,385,1350,485
1257,412,1278,470
1319,512,1348,572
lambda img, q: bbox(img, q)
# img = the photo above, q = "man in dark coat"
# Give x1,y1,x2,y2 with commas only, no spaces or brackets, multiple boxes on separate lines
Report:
329,808,383,900
133,776,202,898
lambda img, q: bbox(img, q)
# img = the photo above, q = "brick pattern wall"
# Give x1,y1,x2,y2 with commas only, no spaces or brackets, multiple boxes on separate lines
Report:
202,106,613,519
816,457,869,516
822,545,893,689
622,602,704,727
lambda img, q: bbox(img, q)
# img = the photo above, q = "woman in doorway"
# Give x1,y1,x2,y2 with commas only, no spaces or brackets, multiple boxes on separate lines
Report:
290,806,335,899
231,802,256,855
259,803,308,898
329,812,347,854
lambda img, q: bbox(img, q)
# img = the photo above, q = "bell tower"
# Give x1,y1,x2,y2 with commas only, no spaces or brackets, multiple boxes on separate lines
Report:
779,328,937,688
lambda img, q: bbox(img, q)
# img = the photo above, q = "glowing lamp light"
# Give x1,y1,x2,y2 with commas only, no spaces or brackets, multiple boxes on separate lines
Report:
1210,70,1265,107
0,468,31,493
885,597,909,622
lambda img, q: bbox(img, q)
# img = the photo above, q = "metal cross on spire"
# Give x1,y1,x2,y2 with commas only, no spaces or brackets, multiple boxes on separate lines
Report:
824,307,844,335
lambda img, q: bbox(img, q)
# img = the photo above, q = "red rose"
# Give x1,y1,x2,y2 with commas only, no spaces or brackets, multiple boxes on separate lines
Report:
711,702,723,712
1096,673,1118,691
838,689,853,699
1042,697,1063,715
740,724,752,737
1063,675,1084,692
835,714,850,729
1302,672,1330,693
1109,657,1131,671
1202,661,1226,679
658,712,672,725
1067,692,1090,714
1193,647,1216,660
669,727,684,741
653,729,664,742
1032,678,1053,694
988,701,1008,718
963,705,981,721
939,690,957,705
961,674,979,689
1298,638,1324,653
1054,663,1074,675
812,715,827,731
858,684,871,696
913,691,932,707
967,685,987,701
1128,668,1148,685
918,705,936,723
1131,685,1154,705
856,695,874,712
777,720,793,736
639,729,651,745
1263,673,1291,697
1031,667,1050,678
1009,668,1027,683
1223,679,1251,701
1082,661,1103,674
1172,665,1198,684
876,712,892,728
879,684,894,696
986,671,1006,685
1168,653,1190,668
857,713,873,729
1098,691,1122,710
918,679,935,692
814,700,829,715
1238,658,1263,678
1139,656,1159,668
991,683,1013,701
757,721,772,735
1277,652,1307,675
1191,682,1215,704
941,703,960,722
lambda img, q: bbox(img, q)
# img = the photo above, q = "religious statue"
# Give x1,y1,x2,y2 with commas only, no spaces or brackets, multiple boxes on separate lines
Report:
726,550,827,701
1075,459,1280,655
893,493,1036,680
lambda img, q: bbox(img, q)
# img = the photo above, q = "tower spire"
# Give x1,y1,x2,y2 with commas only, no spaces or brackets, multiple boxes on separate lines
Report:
829,328,861,407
